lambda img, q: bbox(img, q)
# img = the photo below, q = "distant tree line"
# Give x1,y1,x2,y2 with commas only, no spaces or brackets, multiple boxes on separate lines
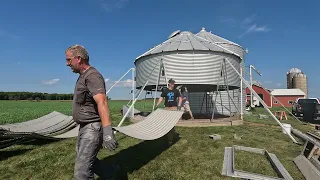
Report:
0,91,111,101
0,91,73,101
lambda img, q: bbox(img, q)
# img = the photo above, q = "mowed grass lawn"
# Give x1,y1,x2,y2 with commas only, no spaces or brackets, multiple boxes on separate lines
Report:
0,100,315,179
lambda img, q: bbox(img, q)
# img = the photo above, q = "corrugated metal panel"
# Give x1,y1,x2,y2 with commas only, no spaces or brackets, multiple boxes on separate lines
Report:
213,90,241,116
53,125,79,138
0,111,79,139
113,109,184,140
197,27,240,46
196,28,245,59
217,43,245,59
188,89,245,116
0,111,72,133
188,92,213,115
135,51,241,88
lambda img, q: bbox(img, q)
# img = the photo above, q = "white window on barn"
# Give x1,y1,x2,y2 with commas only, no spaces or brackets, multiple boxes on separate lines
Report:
288,100,294,105
273,100,278,104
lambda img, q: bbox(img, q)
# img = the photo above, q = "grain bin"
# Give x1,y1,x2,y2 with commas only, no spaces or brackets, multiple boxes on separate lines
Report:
134,29,244,117
196,28,246,116
292,72,308,97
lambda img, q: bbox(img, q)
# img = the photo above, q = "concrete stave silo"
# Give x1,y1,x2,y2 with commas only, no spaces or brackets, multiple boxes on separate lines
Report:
292,72,308,98
286,68,301,89
134,29,245,117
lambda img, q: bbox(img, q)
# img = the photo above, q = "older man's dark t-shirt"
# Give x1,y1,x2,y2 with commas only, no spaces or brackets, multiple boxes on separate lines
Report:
72,67,106,124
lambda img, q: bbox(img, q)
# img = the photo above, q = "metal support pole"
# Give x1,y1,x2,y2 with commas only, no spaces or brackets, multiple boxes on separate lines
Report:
117,59,161,127
153,62,162,111
162,59,169,88
211,60,224,120
225,58,299,144
240,67,243,120
223,59,232,116
252,78,302,123
106,68,132,95
131,68,135,119
117,80,149,127
249,65,253,107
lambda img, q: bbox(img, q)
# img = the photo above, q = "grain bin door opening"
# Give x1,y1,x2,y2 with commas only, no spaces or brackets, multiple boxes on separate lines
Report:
252,94,264,107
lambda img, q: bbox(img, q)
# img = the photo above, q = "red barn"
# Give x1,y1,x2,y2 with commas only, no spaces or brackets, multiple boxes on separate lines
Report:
246,84,272,107
246,84,306,108
270,89,306,107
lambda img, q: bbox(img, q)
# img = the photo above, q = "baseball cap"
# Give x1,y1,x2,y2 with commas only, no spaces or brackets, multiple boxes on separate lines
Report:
168,78,175,83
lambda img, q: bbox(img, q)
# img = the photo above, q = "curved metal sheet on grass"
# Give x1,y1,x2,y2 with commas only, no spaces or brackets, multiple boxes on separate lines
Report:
0,111,70,132
52,125,79,138
0,111,77,138
0,111,65,128
113,109,184,140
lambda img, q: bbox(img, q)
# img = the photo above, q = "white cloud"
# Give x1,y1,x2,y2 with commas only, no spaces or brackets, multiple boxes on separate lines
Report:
114,79,135,87
237,14,270,38
99,0,129,12
276,83,282,87
242,14,256,25
105,78,135,88
238,24,270,38
42,79,60,85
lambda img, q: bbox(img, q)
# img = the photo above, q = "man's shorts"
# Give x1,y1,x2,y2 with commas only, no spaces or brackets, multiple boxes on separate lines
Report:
182,103,191,112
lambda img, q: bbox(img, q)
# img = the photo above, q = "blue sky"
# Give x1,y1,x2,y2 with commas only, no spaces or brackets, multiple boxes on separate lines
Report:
0,0,319,99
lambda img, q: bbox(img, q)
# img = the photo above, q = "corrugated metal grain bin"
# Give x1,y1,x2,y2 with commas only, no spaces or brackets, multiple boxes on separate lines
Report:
134,29,246,117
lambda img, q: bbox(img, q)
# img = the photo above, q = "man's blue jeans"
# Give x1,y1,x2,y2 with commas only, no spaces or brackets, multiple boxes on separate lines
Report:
74,121,103,180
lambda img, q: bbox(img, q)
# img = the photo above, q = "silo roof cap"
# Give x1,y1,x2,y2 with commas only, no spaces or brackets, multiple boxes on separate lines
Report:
135,30,242,62
287,68,302,74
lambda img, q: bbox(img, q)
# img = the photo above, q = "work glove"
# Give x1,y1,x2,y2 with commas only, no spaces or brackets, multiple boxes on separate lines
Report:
102,125,118,151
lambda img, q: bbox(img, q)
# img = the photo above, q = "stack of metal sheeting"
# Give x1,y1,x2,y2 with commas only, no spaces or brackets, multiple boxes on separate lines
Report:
0,111,79,149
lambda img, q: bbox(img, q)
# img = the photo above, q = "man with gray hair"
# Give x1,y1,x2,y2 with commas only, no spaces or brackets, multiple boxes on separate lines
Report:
65,44,118,179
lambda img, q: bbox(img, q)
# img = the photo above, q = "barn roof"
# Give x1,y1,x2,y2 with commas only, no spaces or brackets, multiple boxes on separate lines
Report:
270,89,306,96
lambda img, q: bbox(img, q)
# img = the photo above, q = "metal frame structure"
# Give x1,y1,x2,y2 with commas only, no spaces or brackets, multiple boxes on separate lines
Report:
117,60,162,127
106,68,135,119
222,145,293,180
224,58,298,143
210,58,240,120
291,128,320,179
152,59,169,111
248,65,262,107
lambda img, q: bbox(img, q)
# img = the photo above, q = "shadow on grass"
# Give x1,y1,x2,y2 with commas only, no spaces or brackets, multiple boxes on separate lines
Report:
0,138,61,161
95,134,180,180
0,148,34,161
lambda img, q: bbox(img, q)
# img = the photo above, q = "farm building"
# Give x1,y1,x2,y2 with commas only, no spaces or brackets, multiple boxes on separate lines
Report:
270,89,306,107
134,27,247,119
245,84,306,107
245,83,271,107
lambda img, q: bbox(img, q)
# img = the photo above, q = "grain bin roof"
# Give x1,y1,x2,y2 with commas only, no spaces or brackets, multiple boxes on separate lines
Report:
135,31,242,62
196,27,241,47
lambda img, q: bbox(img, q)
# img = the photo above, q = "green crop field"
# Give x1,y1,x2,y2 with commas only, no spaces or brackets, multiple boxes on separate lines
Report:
0,100,315,179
